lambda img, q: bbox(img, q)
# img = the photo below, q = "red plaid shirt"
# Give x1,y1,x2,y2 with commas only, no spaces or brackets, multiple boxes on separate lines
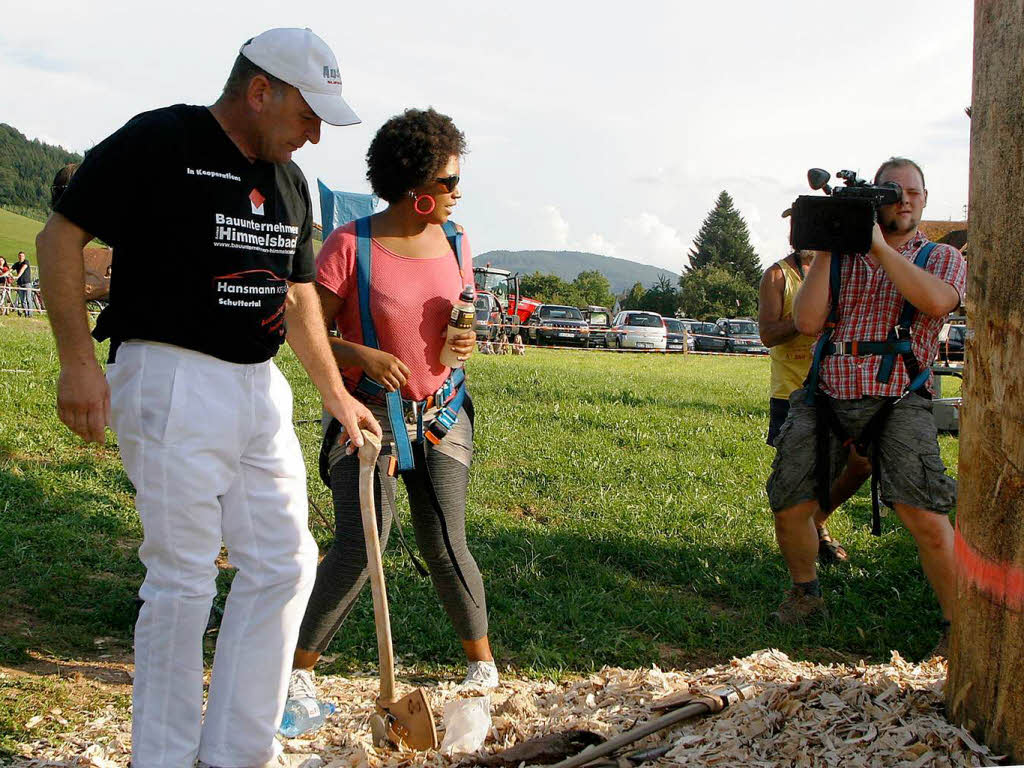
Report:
819,231,967,400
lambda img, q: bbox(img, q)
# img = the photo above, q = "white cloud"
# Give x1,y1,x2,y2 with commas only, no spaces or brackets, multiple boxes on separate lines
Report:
540,205,571,249
533,208,617,258
620,213,687,273
581,233,617,257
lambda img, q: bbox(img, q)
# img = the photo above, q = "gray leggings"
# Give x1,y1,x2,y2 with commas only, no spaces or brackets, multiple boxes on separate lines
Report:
297,447,488,653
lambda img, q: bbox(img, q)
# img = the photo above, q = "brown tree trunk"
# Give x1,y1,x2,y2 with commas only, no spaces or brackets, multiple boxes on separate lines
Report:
946,2,1024,761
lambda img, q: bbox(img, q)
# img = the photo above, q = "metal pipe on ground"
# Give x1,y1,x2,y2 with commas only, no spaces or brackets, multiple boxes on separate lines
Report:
549,683,756,768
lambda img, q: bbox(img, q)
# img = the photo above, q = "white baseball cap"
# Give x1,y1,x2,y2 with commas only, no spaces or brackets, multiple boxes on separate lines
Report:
240,27,359,126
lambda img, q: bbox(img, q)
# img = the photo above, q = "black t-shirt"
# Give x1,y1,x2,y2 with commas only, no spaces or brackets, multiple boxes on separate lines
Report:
15,259,32,286
55,104,315,364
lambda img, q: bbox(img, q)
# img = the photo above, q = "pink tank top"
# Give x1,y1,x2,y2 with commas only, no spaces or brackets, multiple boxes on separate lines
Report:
315,221,474,401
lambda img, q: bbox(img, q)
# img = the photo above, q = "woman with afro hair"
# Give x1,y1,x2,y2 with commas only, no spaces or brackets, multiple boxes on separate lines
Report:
286,108,498,711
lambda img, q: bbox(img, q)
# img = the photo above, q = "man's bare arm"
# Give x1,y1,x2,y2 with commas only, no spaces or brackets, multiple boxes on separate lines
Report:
870,225,961,317
758,264,799,347
284,281,381,447
36,212,110,443
793,252,833,336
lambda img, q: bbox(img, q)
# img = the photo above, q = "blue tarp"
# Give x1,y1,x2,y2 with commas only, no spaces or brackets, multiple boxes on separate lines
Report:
317,180,378,239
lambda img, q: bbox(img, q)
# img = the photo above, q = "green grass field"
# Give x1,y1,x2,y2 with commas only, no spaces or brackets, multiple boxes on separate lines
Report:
0,207,43,260
0,314,961,677
0,315,966,752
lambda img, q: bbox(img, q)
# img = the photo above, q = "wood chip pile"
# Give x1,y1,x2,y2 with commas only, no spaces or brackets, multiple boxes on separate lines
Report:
11,649,1007,767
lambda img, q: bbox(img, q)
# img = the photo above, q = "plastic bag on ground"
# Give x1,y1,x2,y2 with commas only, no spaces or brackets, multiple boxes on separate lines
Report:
440,695,492,755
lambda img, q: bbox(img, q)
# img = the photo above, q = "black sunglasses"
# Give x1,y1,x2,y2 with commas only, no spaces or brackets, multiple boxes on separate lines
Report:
435,175,460,192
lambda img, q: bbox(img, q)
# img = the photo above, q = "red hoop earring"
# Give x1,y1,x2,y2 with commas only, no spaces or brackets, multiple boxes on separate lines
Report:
414,194,436,215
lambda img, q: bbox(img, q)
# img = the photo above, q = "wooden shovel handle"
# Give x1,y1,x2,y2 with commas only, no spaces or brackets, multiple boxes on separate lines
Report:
357,430,396,704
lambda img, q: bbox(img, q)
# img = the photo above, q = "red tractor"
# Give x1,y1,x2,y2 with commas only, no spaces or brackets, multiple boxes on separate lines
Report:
472,265,540,342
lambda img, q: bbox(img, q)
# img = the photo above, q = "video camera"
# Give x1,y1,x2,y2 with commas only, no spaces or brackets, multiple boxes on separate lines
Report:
787,168,903,254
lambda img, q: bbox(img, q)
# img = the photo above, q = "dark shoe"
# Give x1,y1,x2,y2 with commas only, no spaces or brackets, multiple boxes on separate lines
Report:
773,585,827,625
817,527,849,565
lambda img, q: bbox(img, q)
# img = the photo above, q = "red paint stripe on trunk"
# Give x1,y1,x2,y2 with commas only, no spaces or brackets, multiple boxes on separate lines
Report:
955,521,1024,611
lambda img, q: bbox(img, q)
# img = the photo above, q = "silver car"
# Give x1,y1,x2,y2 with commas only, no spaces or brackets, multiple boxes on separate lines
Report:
606,311,668,350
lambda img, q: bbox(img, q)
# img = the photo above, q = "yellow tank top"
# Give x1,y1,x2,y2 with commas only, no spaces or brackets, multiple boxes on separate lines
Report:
769,257,816,399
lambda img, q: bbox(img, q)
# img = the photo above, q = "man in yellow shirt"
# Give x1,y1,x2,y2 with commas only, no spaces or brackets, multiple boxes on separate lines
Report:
759,250,871,563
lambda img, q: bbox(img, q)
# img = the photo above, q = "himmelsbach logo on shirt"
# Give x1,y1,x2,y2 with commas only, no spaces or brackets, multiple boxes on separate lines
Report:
249,188,265,216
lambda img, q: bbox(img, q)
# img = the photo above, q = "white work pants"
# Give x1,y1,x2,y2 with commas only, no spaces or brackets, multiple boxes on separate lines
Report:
108,341,318,768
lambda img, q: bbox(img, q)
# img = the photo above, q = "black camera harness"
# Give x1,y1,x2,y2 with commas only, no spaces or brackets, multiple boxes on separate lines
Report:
803,243,936,535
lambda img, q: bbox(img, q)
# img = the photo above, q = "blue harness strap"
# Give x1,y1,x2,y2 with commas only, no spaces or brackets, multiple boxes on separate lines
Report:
354,216,378,347
875,242,936,387
354,217,415,470
425,368,467,445
442,219,464,273
804,252,842,404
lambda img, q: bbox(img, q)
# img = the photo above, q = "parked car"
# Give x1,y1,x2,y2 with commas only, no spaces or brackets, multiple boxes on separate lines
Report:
692,321,729,352
677,317,702,351
606,311,668,350
663,318,688,351
525,304,591,347
716,318,768,354
474,292,501,341
582,306,612,348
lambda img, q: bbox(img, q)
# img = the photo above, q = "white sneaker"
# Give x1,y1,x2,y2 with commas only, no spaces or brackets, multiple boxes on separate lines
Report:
461,660,499,689
287,667,318,700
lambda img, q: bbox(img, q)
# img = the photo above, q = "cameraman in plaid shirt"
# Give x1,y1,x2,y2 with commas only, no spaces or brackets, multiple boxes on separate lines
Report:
766,158,966,653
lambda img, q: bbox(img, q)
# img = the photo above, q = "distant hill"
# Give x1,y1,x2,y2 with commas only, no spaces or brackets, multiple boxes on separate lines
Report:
0,124,83,221
0,206,44,259
477,249,678,294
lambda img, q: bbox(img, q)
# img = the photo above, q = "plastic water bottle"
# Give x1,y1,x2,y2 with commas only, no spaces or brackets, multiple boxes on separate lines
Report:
279,697,336,737
439,286,476,369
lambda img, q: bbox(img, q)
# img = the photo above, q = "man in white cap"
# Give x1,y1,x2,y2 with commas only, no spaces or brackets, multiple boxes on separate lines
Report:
36,28,379,768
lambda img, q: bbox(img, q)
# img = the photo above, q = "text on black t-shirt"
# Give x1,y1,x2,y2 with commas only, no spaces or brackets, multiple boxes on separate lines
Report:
55,104,315,364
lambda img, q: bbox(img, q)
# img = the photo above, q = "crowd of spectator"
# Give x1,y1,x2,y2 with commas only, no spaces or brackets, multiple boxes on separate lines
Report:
0,250,39,316
0,163,80,317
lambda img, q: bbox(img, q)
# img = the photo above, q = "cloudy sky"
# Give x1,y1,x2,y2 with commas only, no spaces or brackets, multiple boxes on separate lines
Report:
1,0,973,273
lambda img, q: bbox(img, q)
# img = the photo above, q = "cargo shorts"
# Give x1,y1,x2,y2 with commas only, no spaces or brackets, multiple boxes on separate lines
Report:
766,387,957,515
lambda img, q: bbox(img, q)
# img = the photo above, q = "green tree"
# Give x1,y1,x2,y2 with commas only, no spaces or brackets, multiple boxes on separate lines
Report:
0,123,82,218
640,274,680,317
620,281,646,310
519,271,584,306
571,270,615,308
519,271,568,303
685,191,762,290
678,266,757,320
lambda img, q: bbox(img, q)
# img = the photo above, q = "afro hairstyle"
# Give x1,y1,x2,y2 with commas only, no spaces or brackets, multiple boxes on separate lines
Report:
366,108,466,204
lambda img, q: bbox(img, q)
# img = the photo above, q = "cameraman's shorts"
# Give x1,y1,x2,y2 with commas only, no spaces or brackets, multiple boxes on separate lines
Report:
766,387,957,515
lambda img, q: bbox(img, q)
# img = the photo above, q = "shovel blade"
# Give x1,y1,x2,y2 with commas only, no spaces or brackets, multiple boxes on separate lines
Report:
378,688,438,750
